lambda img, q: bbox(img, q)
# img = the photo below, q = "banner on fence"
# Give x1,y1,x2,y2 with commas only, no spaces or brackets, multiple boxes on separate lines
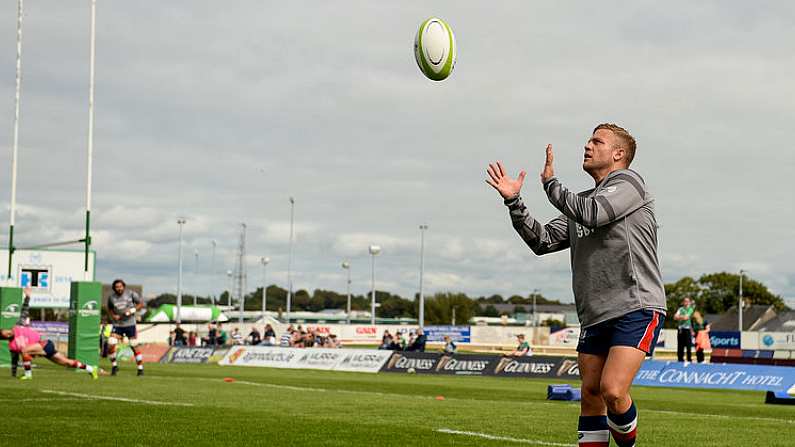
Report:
219,346,390,373
710,331,742,349
758,332,795,350
381,352,440,374
424,326,471,343
633,360,795,394
380,352,581,379
167,347,215,364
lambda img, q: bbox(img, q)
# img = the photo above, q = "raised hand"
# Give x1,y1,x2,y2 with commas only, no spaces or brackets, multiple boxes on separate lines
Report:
540,144,555,183
23,287,32,298
485,161,526,200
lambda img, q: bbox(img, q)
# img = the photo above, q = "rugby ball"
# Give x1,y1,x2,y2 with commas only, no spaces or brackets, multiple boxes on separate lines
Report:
414,17,457,81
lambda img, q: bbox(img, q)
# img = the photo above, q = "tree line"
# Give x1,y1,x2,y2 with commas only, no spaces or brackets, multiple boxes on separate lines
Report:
146,271,788,326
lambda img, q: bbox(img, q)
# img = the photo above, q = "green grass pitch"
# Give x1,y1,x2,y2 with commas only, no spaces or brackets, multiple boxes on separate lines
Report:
1,362,793,446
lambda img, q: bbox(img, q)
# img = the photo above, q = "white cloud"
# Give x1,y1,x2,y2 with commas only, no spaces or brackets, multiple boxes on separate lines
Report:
0,1,792,303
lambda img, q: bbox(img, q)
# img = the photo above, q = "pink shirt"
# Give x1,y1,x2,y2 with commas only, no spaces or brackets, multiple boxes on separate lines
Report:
8,325,41,353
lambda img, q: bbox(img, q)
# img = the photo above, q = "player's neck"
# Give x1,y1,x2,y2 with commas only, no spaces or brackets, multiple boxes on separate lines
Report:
587,165,625,186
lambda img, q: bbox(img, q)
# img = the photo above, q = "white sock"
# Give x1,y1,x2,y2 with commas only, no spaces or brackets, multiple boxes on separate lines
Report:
85,365,94,373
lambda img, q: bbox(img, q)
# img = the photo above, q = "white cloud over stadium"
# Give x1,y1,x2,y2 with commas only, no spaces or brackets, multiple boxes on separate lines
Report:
0,1,793,303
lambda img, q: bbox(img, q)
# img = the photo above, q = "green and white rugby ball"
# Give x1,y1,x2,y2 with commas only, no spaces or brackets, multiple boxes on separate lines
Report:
414,17,457,81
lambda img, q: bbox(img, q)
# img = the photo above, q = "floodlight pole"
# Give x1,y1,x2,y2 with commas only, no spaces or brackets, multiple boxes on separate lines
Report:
342,261,351,324
6,0,23,284
739,269,745,333
193,248,199,306
210,240,216,305
260,257,270,321
287,197,294,323
83,0,97,280
418,225,428,328
369,245,381,326
176,219,186,324
226,270,233,307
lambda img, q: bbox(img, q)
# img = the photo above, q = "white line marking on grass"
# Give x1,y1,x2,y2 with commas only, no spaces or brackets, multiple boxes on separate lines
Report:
41,390,194,407
436,429,574,446
146,376,795,426
233,380,328,393
646,409,795,425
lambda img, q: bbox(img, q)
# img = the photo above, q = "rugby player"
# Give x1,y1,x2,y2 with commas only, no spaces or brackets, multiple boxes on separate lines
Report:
106,279,145,376
486,124,666,447
0,288,98,380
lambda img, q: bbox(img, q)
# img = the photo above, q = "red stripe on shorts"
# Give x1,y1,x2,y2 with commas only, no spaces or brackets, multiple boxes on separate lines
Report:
637,312,659,353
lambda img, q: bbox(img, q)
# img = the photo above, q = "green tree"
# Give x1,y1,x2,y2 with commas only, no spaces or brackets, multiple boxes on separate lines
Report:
480,304,499,317
662,272,787,328
424,293,477,325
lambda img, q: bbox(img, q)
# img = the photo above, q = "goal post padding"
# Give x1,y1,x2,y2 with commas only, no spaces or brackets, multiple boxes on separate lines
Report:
68,281,101,366
0,287,23,367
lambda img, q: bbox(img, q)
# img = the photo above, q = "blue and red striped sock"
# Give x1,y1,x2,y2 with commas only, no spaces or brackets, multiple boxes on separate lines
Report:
608,401,638,447
578,415,609,446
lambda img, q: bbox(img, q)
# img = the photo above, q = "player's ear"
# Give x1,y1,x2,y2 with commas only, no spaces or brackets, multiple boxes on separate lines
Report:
613,146,626,163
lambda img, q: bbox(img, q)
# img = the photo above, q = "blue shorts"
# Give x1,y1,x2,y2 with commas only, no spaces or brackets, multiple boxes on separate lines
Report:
112,325,137,340
42,339,57,359
577,309,664,356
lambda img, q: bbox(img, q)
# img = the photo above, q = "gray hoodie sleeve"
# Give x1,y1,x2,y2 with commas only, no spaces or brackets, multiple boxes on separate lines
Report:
543,171,646,228
504,195,570,255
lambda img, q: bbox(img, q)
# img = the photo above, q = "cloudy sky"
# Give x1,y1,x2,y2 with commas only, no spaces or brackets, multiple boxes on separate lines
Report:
1,2,793,306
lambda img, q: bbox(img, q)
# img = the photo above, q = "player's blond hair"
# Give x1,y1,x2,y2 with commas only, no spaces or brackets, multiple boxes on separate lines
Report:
593,123,636,165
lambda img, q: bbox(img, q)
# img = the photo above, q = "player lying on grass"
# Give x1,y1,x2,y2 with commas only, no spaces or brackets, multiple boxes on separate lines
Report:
0,288,98,380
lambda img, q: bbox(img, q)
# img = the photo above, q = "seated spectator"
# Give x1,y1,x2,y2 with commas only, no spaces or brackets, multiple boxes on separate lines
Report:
279,328,293,347
231,327,244,345
202,323,218,347
381,330,392,349
388,332,403,350
263,324,277,345
406,328,427,352
290,330,304,348
326,334,341,348
508,334,533,357
443,335,457,354
303,331,315,348
248,327,262,346
216,324,228,346
174,324,187,346
188,331,197,347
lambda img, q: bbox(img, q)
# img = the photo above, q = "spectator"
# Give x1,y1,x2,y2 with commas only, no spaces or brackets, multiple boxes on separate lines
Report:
290,330,304,348
279,328,293,347
406,328,427,352
231,327,244,345
380,330,392,349
174,324,187,346
674,297,694,363
188,331,197,347
509,334,533,357
302,331,314,348
388,333,402,351
248,327,262,346
443,335,457,355
407,331,416,348
216,324,228,346
202,323,218,347
326,334,341,348
168,330,176,347
692,311,711,364
263,325,277,346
